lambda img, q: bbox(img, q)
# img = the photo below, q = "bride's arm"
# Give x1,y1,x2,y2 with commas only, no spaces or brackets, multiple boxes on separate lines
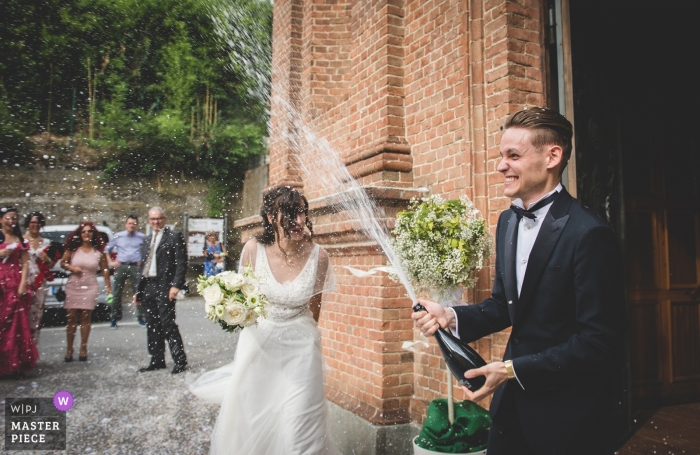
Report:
309,246,332,323
238,238,257,273
310,294,322,322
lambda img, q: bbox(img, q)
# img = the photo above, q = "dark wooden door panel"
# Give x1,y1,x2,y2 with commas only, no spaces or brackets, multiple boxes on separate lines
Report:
629,301,662,385
671,302,700,381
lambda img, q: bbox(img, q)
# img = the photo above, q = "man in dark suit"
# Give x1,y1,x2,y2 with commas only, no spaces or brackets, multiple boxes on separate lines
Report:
413,107,626,454
135,206,188,374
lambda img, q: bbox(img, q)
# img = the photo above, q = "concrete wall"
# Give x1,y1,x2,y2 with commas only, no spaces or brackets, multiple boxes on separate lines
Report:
0,167,211,230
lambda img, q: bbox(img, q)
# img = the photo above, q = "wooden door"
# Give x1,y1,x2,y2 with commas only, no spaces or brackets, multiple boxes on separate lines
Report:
625,128,700,406
567,0,700,408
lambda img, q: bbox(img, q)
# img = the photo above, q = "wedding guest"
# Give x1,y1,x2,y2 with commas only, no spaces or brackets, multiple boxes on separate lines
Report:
105,214,146,329
203,231,227,277
135,207,188,374
23,211,58,345
0,206,38,376
60,222,112,362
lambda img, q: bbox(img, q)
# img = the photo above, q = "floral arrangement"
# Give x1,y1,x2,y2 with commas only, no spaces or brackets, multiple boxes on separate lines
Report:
390,195,492,300
197,265,269,332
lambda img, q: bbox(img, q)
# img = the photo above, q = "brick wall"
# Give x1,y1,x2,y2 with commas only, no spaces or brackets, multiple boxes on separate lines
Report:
241,0,548,427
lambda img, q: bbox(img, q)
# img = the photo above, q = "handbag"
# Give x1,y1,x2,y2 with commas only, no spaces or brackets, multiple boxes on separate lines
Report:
55,287,66,302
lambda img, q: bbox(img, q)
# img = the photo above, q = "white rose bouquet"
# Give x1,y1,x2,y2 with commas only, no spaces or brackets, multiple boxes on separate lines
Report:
197,265,269,333
390,195,492,301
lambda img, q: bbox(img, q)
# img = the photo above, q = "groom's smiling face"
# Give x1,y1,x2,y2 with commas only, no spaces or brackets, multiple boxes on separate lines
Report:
498,127,562,208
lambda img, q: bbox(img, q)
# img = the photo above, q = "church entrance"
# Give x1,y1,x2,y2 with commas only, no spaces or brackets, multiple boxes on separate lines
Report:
559,1,700,408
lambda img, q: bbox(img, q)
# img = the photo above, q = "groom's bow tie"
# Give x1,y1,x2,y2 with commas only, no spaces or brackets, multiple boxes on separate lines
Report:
511,191,559,220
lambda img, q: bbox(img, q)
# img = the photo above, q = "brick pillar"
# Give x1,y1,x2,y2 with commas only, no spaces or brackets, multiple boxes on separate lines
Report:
268,0,304,188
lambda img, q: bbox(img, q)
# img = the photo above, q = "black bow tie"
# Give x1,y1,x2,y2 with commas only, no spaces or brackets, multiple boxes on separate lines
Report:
510,191,559,220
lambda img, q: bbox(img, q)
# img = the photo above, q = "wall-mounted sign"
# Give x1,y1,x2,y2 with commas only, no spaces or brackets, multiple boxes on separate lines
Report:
186,218,224,258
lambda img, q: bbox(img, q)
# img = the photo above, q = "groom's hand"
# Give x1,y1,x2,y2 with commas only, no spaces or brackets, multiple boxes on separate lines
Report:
460,362,509,402
412,299,454,336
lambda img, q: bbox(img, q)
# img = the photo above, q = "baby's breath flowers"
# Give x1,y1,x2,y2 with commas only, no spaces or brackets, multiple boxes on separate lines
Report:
390,195,492,300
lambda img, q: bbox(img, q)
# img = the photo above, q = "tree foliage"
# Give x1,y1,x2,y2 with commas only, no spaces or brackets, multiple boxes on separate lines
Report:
0,0,272,214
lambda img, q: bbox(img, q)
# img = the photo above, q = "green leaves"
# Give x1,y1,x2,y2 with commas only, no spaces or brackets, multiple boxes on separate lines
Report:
1,0,272,214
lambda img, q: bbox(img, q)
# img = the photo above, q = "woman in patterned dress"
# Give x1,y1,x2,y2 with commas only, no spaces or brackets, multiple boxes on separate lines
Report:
0,206,38,376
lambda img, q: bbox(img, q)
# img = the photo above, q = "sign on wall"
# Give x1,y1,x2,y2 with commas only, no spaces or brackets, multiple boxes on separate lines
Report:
186,218,224,258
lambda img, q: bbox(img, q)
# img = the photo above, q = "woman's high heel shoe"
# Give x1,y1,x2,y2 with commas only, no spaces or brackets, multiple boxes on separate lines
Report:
65,356,73,362
79,355,87,362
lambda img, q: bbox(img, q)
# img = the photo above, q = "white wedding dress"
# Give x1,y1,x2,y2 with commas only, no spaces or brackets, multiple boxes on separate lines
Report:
190,241,338,455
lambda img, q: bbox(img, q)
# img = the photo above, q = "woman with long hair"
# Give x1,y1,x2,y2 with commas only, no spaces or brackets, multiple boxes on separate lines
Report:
23,212,58,345
60,222,112,362
0,206,38,376
191,185,337,454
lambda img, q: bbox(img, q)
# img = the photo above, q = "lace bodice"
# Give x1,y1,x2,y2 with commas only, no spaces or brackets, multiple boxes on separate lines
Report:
255,243,320,321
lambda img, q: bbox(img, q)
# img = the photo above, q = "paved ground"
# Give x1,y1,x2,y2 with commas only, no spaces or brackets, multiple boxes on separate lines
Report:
0,297,239,455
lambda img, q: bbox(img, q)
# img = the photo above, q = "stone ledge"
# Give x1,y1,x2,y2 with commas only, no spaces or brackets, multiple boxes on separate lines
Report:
329,401,420,455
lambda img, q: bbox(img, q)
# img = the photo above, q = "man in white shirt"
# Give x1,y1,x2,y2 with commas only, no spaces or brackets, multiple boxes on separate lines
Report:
413,107,626,454
135,207,188,374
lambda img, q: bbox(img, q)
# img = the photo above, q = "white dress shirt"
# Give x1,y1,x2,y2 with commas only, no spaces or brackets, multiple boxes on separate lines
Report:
145,229,164,278
511,183,562,296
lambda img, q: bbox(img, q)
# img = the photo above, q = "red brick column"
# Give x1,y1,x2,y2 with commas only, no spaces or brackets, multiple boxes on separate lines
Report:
268,0,304,188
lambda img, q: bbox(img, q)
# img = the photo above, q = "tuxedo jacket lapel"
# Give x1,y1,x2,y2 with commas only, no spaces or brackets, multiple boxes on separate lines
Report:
503,212,519,323
517,191,572,317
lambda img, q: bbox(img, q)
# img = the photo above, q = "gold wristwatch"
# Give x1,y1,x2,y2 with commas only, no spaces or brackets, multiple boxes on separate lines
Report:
504,360,516,380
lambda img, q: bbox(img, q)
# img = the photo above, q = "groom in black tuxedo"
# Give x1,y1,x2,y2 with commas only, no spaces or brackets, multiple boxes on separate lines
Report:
135,206,188,374
413,107,626,454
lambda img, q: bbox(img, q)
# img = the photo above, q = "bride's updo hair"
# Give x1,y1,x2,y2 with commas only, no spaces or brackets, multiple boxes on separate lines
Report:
256,185,313,246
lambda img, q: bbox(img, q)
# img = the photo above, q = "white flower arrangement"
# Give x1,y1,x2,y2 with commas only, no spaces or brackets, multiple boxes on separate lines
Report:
197,265,269,333
390,195,492,300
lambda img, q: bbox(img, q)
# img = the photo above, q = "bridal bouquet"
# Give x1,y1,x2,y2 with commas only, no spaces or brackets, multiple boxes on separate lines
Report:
390,195,492,301
197,265,269,332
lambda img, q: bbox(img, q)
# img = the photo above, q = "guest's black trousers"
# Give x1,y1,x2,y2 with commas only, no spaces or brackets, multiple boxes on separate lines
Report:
142,279,187,368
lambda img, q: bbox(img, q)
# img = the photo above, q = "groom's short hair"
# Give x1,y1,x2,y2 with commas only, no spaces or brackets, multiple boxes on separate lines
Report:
502,107,573,175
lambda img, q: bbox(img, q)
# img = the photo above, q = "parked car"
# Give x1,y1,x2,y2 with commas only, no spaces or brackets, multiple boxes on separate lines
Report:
41,225,115,325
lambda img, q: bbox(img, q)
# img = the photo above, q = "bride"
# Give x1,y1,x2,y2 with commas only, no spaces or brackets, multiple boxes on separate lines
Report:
191,185,338,455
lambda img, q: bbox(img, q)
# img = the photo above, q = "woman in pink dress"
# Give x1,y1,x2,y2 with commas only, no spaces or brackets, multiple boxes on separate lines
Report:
60,222,111,362
0,206,38,376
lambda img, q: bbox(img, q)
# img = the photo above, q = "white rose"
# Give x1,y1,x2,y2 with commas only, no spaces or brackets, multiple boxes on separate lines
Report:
241,309,258,327
222,301,248,327
221,272,245,292
202,284,224,306
241,276,259,296
204,299,216,314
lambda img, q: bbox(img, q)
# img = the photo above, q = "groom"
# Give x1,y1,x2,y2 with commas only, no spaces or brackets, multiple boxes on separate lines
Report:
413,107,626,454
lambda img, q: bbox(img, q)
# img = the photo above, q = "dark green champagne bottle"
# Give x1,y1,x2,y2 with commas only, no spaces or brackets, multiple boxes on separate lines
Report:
414,303,487,392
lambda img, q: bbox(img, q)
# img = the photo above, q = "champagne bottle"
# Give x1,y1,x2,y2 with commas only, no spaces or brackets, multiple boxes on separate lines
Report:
414,303,487,392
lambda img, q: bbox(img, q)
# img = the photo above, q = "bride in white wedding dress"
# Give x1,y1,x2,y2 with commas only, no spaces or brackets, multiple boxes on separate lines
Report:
190,185,338,455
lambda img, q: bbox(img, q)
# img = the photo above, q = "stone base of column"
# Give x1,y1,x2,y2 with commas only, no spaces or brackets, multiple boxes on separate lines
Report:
329,401,420,455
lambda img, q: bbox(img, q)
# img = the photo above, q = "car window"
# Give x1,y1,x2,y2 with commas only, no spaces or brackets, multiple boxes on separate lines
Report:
42,231,71,244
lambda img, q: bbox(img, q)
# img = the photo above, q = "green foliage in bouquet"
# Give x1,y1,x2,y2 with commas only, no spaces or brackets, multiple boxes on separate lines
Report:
197,264,268,333
390,195,492,297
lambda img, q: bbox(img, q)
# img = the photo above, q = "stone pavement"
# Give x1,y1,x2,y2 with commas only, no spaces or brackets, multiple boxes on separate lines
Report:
0,297,239,455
